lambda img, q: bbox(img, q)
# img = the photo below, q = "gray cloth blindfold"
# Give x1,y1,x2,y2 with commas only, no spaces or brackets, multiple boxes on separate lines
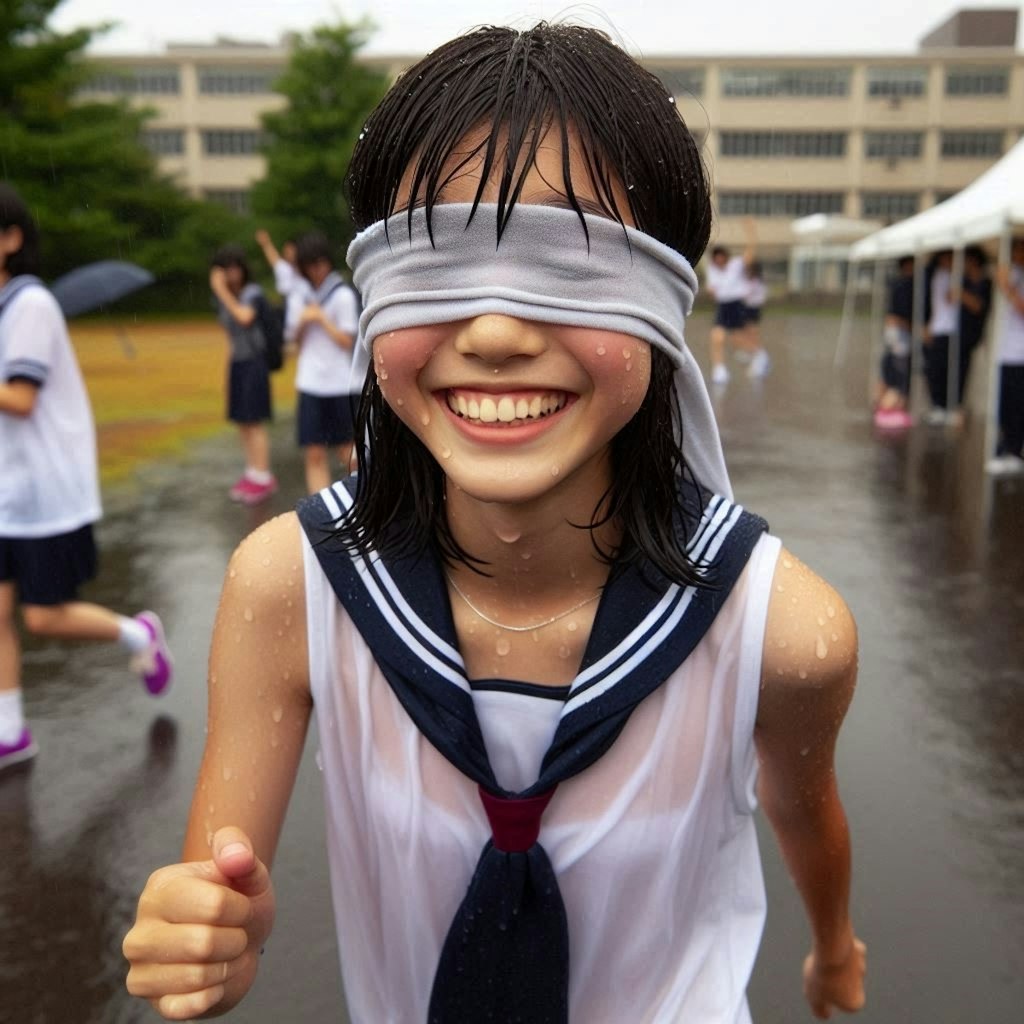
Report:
347,204,731,499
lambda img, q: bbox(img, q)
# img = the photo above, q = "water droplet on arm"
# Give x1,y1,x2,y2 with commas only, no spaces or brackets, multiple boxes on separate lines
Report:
495,638,511,657
243,607,254,623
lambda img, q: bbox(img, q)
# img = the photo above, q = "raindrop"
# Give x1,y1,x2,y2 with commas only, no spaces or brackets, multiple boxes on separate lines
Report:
380,370,389,380
558,645,571,658
550,465,561,477
831,632,839,642
496,638,511,656
776,584,785,593
826,605,836,619
622,347,631,358
815,636,829,660
817,615,825,627
229,568,237,579
272,706,284,723
243,607,254,623
566,621,578,632
421,413,431,426
222,766,232,782
798,668,808,680
396,397,404,406
441,446,452,459
777,638,788,648
800,747,810,757
783,558,793,570
520,551,532,560
262,557,271,567
625,361,633,371
596,345,606,355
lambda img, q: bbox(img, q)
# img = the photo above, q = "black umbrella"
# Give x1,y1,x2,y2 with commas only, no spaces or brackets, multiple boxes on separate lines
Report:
50,260,155,318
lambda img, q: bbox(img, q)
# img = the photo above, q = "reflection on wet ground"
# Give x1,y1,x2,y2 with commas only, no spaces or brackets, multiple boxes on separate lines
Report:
1,312,1021,1023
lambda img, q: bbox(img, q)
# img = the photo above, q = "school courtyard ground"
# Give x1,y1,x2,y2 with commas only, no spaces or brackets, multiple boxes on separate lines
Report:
1,309,1022,1023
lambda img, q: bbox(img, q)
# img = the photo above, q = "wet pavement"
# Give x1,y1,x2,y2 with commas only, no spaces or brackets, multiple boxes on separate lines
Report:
1,310,1022,1023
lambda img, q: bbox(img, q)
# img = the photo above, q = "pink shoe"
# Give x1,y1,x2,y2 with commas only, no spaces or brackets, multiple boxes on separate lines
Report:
874,408,912,430
229,475,250,502
131,612,174,696
0,727,38,771
238,476,278,506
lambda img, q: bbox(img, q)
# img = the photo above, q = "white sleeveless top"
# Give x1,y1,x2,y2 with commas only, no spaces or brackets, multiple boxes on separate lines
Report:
303,532,781,1024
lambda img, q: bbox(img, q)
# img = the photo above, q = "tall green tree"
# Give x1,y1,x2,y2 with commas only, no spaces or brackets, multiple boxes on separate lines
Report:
252,22,389,255
0,0,246,302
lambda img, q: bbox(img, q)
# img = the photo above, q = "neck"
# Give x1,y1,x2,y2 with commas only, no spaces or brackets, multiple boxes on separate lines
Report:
445,454,619,611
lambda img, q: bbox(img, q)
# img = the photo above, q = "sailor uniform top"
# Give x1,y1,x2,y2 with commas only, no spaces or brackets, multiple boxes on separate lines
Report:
298,478,779,1023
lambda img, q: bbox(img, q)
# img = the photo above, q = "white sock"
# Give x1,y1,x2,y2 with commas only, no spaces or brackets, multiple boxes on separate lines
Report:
0,689,25,745
245,467,273,485
117,615,150,654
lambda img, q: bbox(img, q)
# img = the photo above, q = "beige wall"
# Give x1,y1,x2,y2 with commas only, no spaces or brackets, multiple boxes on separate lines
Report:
81,46,1024,259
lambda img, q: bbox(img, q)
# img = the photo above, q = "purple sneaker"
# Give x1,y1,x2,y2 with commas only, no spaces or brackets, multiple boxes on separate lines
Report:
0,727,38,771
132,612,174,696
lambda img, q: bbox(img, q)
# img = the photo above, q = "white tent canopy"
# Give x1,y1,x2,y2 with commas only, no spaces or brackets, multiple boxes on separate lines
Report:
791,214,882,242
850,137,1024,261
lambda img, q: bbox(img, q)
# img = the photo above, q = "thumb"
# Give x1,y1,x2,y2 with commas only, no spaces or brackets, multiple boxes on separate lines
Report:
212,826,270,898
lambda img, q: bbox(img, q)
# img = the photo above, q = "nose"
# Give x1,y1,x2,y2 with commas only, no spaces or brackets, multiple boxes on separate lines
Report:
453,314,547,364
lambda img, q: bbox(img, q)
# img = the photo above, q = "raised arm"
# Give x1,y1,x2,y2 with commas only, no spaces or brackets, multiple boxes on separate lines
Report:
124,512,312,1019
755,549,866,1020
741,216,758,268
254,229,282,270
210,268,257,328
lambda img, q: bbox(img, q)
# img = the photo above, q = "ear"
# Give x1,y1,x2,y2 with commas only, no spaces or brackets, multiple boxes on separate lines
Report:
0,225,24,256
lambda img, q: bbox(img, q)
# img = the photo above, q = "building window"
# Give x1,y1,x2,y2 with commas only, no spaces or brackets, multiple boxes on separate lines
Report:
198,68,279,95
945,67,1009,96
647,66,704,97
720,131,846,158
940,130,1004,158
204,189,251,215
861,192,919,220
718,192,845,217
201,130,264,156
866,67,927,97
721,68,850,97
140,129,185,156
864,131,923,159
80,68,181,96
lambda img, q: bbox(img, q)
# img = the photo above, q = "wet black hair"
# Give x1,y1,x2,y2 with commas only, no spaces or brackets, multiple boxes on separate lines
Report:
0,183,41,278
295,231,335,274
210,244,251,285
341,23,714,587
964,245,988,269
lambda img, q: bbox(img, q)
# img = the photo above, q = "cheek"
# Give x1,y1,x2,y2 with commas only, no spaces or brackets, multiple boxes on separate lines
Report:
573,331,652,412
373,327,445,411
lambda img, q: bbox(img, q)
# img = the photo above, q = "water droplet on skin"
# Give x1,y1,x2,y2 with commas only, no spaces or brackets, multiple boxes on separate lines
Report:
826,605,836,619
567,620,578,632
270,734,280,748
622,347,631,358
596,345,606,355
421,413,430,426
222,766,232,781
208,803,215,814
206,830,214,846
243,607,254,622
817,615,825,626
815,636,829,660
520,550,532,560
776,584,785,593
531,632,540,643
396,397,404,406
550,465,560,477
380,370,389,380
387,332,395,339
229,568,237,579
800,747,810,757
272,707,284,723
831,632,839,642
777,639,787,648
441,446,452,459
798,669,808,680
791,596,798,605
783,558,793,570
495,638,511,656
558,645,571,658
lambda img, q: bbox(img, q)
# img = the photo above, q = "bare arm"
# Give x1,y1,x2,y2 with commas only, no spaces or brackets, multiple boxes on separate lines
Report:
297,303,354,351
741,217,758,268
756,549,866,1019
210,269,257,328
995,266,1024,315
254,229,281,270
0,379,38,417
124,513,311,1020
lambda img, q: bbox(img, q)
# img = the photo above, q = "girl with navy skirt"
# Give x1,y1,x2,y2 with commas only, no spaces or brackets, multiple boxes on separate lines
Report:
126,25,866,1024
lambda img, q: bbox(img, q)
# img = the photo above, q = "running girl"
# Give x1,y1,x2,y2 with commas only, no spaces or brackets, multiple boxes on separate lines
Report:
125,25,866,1023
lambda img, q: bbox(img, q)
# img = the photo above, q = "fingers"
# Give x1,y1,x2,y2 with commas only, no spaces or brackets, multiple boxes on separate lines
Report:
149,984,225,1021
144,875,254,928
127,956,245,997
211,826,272,899
124,921,248,965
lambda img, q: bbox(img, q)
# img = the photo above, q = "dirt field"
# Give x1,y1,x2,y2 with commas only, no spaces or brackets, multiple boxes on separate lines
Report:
70,318,297,485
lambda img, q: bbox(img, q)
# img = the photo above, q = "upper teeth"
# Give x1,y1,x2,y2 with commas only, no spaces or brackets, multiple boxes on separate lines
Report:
447,392,566,423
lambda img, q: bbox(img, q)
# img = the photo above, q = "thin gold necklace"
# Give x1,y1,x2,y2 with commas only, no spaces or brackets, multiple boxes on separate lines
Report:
446,575,601,633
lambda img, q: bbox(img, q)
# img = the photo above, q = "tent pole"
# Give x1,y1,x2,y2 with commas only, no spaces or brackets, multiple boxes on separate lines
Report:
983,221,1014,471
867,259,886,404
834,257,860,370
948,242,965,416
910,245,927,418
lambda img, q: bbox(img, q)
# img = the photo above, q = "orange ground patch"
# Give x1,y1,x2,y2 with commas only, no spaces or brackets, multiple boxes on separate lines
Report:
71,319,297,486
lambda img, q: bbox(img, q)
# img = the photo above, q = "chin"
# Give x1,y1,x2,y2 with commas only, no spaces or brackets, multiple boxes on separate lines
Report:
442,462,573,508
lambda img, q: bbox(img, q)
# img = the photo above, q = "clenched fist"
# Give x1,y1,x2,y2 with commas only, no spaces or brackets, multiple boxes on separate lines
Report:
123,827,275,1020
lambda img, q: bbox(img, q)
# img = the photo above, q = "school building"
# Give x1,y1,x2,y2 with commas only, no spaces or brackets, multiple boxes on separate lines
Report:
79,7,1023,273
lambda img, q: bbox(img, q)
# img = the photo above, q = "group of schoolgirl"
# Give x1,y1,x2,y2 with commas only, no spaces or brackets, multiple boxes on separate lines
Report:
0,183,174,772
703,219,770,385
210,229,362,502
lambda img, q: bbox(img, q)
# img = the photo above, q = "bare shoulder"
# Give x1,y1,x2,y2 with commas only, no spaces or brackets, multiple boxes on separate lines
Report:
758,547,858,725
214,512,309,703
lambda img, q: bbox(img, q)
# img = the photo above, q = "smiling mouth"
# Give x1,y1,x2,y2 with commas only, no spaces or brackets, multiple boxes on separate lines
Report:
445,389,570,425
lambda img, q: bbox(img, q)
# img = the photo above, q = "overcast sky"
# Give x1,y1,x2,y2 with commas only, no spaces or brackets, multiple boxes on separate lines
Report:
51,1,1023,56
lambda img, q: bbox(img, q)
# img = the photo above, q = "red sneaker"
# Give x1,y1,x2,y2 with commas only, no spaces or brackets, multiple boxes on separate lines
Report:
238,476,279,506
